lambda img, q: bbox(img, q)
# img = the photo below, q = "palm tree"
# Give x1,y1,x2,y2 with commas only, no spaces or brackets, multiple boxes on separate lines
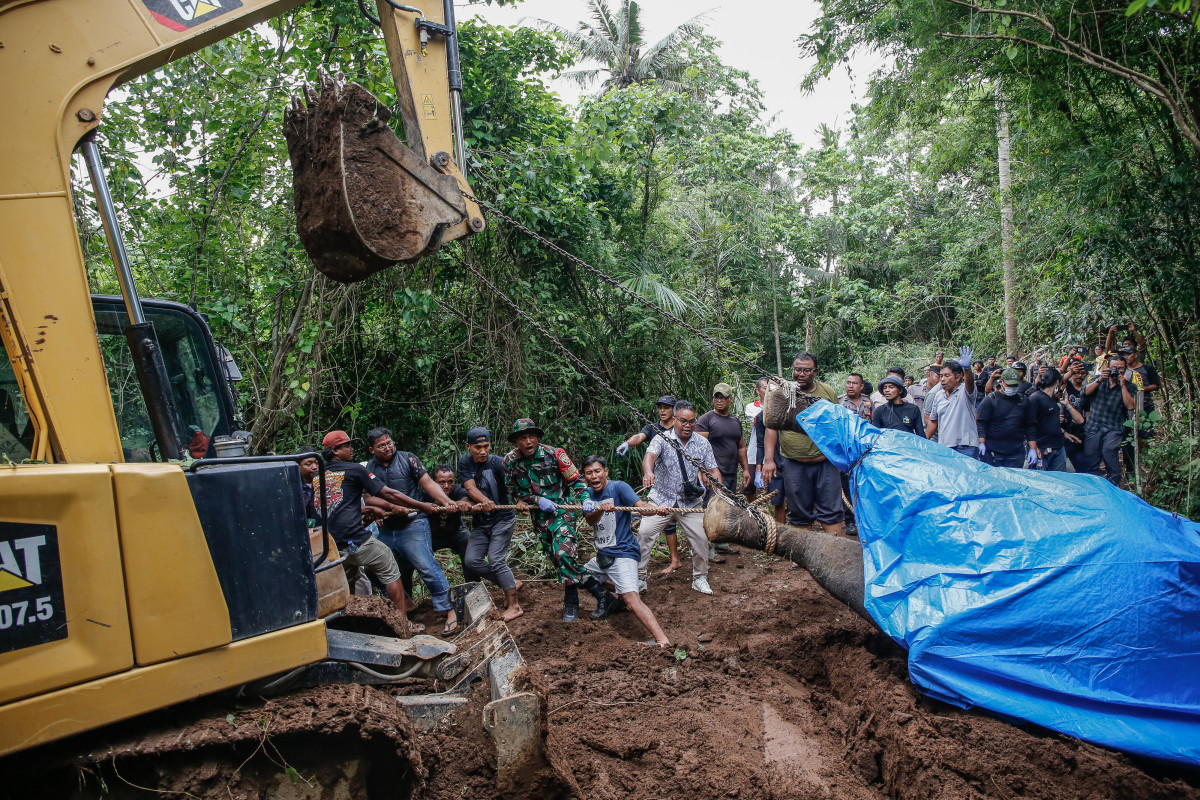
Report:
540,0,709,96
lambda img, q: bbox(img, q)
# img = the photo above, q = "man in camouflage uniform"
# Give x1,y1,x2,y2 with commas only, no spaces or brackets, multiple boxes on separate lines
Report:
503,418,601,621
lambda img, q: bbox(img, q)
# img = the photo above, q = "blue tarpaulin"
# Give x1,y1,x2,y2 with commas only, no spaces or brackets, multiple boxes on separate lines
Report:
796,399,1200,767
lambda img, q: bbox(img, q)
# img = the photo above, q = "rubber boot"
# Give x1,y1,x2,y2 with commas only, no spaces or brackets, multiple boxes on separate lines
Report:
563,584,580,622
582,577,624,621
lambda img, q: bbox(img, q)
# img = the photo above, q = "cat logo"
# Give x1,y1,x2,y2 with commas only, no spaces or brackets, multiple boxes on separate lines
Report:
0,535,46,592
0,522,67,654
142,0,243,32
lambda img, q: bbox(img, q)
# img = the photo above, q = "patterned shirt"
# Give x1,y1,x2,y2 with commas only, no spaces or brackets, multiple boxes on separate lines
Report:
1084,380,1131,435
838,394,873,421
503,443,588,506
646,430,717,508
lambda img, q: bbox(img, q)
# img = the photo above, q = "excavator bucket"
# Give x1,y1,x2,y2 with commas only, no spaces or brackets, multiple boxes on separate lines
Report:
284,70,469,283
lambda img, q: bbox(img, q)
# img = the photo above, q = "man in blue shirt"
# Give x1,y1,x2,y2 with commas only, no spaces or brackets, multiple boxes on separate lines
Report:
582,456,672,646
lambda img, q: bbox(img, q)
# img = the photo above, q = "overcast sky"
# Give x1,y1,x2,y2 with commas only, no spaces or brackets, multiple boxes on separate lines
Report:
458,0,883,150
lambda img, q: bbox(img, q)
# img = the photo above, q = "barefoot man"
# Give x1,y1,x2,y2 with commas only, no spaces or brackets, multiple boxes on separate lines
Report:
459,426,523,621
581,456,672,646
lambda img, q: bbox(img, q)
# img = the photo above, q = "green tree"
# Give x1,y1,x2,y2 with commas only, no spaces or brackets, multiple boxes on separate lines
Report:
541,0,708,95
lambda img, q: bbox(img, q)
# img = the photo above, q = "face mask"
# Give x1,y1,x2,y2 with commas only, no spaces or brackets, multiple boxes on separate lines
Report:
1003,386,1019,396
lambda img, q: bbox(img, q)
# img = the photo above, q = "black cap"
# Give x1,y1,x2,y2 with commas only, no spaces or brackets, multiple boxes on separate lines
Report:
878,375,907,398
656,395,677,407
1012,361,1027,371
466,426,491,444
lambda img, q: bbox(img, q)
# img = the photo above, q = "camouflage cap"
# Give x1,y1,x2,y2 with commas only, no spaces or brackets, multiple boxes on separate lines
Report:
507,418,545,442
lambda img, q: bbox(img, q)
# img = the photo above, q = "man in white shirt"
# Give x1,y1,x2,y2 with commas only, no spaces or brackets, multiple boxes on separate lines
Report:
925,349,979,459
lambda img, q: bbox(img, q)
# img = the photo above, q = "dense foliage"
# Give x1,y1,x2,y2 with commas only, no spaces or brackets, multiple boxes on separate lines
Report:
77,0,1199,510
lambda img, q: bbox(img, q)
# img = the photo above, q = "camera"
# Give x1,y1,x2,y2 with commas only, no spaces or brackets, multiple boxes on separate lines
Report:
1074,346,1088,355
1107,368,1121,380
1114,323,1129,332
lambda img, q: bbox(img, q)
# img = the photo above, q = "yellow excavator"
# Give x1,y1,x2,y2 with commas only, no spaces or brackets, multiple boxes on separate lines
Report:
0,0,541,792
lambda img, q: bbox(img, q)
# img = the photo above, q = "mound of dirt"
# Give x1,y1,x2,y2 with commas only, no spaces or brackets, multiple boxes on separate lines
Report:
414,546,1200,800
4,546,1197,799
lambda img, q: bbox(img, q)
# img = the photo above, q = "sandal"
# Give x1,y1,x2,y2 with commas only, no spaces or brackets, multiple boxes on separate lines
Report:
441,618,459,636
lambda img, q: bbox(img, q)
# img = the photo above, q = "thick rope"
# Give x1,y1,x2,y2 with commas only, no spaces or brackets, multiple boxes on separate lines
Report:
424,503,706,514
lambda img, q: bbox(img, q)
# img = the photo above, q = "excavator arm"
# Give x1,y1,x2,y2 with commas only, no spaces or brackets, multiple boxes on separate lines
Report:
0,0,480,463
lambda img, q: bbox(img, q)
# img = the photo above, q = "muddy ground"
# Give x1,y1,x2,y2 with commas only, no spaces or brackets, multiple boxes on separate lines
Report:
4,544,1198,799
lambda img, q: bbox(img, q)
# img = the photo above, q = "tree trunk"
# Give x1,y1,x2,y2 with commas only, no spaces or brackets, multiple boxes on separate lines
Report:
996,89,1018,358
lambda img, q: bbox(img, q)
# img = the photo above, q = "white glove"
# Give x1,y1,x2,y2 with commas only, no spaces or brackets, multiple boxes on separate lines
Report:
616,441,630,456
1025,449,1039,467
958,346,975,369
536,497,556,513
979,441,987,456
754,472,765,489
582,498,597,513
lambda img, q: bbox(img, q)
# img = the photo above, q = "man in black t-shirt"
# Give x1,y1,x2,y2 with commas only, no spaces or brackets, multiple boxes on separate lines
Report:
318,430,423,633
414,463,472,589
459,427,523,620
616,395,676,455
1062,361,1089,470
696,382,750,494
1026,367,1073,472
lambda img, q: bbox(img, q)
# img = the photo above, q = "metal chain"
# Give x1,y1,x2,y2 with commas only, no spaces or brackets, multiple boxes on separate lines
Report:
452,255,736,500
460,189,777,384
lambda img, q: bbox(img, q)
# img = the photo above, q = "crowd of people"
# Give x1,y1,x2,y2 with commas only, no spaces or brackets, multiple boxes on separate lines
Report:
296,323,1158,645
831,322,1158,488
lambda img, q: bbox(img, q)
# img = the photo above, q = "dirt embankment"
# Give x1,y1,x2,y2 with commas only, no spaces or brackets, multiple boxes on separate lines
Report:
3,546,1197,799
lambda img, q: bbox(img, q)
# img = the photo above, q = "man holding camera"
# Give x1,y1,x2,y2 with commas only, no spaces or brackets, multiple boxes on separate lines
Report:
1080,356,1137,486
1105,323,1148,365
641,401,721,595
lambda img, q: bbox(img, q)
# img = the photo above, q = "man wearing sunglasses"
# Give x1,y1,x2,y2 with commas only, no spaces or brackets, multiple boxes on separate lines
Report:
761,353,844,536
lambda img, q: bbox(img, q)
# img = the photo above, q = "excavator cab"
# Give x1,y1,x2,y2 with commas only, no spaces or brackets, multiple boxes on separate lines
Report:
92,296,240,462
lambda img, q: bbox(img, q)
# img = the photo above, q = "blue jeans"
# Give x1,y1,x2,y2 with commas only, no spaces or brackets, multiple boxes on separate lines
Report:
1040,446,1069,472
984,450,1024,468
952,445,980,460
377,517,451,612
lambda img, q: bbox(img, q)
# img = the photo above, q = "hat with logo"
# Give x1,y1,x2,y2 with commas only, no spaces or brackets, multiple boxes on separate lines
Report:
507,418,545,443
1000,368,1021,386
712,382,733,398
878,375,907,398
655,395,677,407
466,426,491,444
321,430,352,449
1012,361,1027,372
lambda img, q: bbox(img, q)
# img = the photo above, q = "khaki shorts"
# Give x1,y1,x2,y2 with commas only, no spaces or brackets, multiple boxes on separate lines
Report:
343,536,401,586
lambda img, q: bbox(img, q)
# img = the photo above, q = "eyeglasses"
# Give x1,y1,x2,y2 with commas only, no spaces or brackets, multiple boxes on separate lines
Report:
793,367,816,374
678,419,697,427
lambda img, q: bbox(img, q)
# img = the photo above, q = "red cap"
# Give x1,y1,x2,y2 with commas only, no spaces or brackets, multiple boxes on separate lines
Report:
321,430,351,449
